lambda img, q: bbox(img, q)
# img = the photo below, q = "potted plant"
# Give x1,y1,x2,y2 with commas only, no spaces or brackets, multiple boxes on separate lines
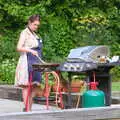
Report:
70,75,85,92
52,73,85,93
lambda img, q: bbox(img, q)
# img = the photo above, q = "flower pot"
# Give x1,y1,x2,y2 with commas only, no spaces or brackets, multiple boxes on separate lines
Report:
52,81,84,93
71,80,84,92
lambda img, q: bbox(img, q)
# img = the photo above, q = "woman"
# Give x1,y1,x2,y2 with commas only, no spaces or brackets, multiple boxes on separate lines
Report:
15,14,42,111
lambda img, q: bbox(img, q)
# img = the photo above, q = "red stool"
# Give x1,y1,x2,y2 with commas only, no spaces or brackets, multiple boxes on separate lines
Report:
44,71,64,110
25,71,64,111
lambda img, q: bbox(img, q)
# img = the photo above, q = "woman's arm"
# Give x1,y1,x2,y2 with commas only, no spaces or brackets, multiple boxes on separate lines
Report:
17,31,38,56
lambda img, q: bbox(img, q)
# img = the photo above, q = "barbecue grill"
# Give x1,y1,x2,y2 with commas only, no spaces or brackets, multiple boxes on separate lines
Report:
31,45,119,109
58,45,120,108
59,46,110,72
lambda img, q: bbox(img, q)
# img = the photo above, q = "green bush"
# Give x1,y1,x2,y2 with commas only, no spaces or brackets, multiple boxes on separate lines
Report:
0,59,16,84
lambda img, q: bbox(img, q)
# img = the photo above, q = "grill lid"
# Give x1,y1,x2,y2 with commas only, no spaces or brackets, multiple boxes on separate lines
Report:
67,46,110,63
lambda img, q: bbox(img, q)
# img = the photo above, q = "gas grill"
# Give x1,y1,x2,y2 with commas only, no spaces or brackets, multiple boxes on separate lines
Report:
58,46,120,108
59,46,110,72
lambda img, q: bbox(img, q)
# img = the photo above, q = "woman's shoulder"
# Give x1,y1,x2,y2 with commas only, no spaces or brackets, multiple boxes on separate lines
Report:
18,28,31,43
20,28,31,36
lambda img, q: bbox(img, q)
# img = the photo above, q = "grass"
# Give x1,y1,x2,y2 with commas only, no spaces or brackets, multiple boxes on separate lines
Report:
112,82,120,91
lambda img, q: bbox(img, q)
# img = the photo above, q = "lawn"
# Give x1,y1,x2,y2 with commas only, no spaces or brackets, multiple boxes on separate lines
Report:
112,82,120,91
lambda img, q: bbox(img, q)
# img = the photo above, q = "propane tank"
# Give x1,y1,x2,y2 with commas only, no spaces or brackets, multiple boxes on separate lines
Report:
82,81,105,108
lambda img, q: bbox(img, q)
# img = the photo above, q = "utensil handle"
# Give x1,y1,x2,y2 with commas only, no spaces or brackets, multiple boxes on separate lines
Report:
36,55,46,64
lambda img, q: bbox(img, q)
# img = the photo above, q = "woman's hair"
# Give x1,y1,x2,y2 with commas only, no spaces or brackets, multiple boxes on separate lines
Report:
28,14,41,23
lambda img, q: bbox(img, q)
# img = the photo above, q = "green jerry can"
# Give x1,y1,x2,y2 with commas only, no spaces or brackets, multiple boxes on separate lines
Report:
82,82,105,108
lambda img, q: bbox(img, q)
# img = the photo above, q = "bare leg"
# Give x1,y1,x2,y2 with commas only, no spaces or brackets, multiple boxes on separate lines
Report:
22,87,29,110
22,86,41,111
29,93,33,111
29,88,36,111
22,87,32,111
27,87,40,111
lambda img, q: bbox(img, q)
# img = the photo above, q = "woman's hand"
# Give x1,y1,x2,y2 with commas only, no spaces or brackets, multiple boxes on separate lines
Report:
17,46,38,56
29,49,38,56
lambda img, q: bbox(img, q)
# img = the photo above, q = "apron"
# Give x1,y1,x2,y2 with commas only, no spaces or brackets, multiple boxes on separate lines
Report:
27,39,42,84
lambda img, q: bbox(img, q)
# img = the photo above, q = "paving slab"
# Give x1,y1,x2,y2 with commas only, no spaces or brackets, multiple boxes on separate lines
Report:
0,99,120,120
0,99,60,113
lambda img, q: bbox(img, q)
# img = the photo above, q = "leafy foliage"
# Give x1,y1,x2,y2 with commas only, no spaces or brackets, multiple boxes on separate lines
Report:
0,0,120,83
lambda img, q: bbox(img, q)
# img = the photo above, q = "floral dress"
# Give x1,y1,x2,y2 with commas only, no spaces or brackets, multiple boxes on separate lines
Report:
15,28,42,87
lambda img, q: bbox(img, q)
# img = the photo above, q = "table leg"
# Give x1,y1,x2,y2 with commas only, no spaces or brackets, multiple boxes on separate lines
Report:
45,72,49,110
59,88,64,109
66,72,72,109
55,71,64,109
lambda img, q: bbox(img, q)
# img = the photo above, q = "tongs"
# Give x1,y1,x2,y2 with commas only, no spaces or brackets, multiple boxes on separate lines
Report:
36,55,60,66
36,55,47,64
